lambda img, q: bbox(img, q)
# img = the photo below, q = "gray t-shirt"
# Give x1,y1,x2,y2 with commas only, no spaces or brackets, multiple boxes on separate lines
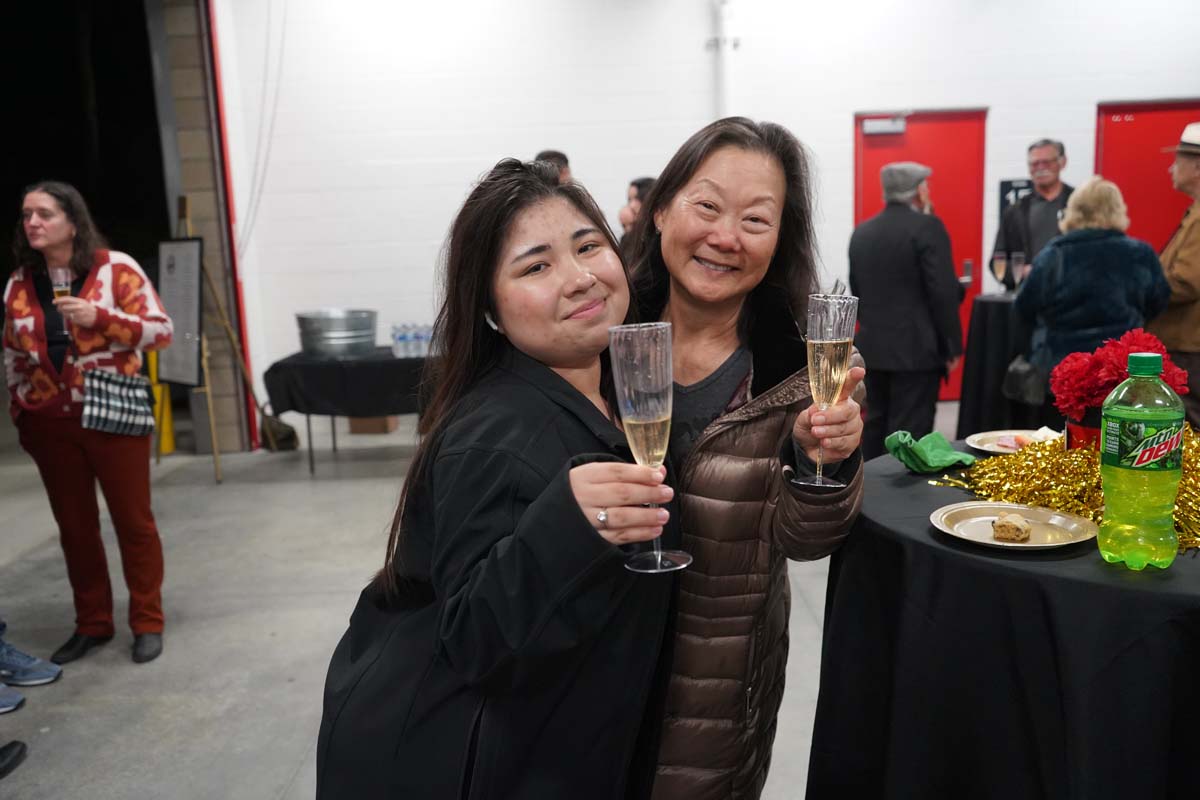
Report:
1028,192,1069,260
669,346,751,467
666,345,852,482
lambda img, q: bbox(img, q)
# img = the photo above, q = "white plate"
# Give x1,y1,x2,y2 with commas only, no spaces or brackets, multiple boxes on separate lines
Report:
964,429,1041,454
929,501,1098,551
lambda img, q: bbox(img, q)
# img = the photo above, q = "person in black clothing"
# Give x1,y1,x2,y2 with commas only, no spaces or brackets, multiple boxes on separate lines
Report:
316,159,678,799
619,176,657,257
619,177,656,236
850,161,964,459
990,138,1075,290
534,149,571,183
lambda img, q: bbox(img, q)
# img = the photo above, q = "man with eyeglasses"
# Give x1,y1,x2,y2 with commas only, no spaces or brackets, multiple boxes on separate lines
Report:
989,138,1074,290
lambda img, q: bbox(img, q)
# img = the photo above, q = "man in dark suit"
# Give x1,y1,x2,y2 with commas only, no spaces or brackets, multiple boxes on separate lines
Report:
850,161,964,459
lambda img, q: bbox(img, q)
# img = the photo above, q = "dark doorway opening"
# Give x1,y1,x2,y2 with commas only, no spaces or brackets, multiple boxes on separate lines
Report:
1,1,169,285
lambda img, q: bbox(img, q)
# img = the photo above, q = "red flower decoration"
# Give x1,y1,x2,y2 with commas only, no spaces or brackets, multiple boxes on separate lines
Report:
1049,328,1189,421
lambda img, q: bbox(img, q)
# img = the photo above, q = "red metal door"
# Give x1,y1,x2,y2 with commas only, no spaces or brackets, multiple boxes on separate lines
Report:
854,109,987,400
1095,101,1200,252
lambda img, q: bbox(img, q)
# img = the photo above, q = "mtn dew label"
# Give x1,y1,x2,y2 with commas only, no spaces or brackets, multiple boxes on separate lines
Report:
1097,353,1184,571
1100,415,1184,470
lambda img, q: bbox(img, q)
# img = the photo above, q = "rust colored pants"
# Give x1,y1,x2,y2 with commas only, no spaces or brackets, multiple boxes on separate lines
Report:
17,414,164,636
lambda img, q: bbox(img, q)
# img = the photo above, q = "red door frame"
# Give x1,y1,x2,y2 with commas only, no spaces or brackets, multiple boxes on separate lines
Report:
202,0,259,449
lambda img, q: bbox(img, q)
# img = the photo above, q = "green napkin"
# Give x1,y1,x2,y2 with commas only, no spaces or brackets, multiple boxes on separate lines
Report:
885,430,976,473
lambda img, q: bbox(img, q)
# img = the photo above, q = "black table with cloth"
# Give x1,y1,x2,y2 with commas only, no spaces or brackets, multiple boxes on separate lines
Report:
956,293,1041,438
806,453,1200,799
263,348,425,473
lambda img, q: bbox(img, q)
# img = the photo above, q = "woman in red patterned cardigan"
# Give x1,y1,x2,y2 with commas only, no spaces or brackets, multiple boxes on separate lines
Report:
4,181,173,665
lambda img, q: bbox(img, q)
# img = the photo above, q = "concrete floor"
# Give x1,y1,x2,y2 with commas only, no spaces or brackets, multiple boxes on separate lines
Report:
0,403,958,800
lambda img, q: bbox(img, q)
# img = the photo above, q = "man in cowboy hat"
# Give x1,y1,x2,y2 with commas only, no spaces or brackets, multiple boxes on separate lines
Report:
850,161,964,458
1148,122,1200,427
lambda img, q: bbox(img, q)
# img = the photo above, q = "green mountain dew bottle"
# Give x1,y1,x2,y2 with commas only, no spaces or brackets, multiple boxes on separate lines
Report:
1098,352,1185,570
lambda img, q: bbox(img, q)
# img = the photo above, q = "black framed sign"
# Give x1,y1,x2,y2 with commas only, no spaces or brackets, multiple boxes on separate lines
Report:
156,238,202,386
999,178,1033,221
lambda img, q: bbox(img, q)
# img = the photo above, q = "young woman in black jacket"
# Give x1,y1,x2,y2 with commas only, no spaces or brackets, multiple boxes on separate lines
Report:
316,159,680,799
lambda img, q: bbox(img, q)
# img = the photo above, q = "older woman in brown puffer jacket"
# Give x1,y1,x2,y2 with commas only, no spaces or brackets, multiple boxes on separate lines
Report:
625,118,866,800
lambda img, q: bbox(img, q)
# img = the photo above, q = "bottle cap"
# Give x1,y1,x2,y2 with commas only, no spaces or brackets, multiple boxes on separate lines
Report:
1127,352,1162,376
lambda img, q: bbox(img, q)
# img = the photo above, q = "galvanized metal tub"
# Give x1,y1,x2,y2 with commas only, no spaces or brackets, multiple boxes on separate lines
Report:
296,309,377,358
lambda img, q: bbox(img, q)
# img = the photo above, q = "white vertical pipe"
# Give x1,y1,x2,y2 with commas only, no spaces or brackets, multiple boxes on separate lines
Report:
711,0,737,119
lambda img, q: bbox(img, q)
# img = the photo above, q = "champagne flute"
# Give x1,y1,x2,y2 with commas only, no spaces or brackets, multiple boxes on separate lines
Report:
609,322,692,574
48,266,73,334
992,254,1008,291
1011,251,1027,288
792,294,858,489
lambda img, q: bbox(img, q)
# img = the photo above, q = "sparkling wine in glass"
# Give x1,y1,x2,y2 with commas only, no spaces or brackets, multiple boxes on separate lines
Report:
48,266,72,334
792,294,858,489
992,254,1008,289
1011,251,1027,287
609,322,691,574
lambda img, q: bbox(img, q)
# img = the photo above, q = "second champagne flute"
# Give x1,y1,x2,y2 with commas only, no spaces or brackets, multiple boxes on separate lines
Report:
791,294,858,489
48,266,73,335
1011,251,1027,287
608,322,691,574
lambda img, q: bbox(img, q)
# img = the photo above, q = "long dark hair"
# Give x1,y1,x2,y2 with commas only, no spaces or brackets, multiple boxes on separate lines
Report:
377,158,625,596
624,117,818,343
13,181,108,277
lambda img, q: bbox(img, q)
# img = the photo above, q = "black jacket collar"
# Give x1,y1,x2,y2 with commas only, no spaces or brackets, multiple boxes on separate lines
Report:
494,344,628,452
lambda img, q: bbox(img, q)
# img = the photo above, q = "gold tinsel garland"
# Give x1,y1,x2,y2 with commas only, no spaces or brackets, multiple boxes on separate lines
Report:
937,425,1200,550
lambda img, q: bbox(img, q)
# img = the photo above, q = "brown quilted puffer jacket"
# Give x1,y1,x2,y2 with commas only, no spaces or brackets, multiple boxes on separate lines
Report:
651,344,865,800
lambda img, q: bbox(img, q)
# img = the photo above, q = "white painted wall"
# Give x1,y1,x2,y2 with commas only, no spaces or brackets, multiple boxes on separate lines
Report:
212,0,715,398
212,0,1200,401
727,0,1200,292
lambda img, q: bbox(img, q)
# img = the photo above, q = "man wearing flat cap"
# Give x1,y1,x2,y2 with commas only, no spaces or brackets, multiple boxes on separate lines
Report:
849,161,964,458
1148,122,1200,427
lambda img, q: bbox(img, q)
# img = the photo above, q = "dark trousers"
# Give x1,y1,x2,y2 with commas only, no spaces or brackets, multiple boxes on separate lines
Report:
1168,351,1200,431
863,369,942,459
17,414,164,637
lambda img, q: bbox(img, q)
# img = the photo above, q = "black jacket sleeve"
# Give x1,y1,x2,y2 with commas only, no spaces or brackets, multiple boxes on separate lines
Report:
917,215,964,360
990,205,1020,291
430,449,630,692
1141,244,1171,321
1014,245,1051,324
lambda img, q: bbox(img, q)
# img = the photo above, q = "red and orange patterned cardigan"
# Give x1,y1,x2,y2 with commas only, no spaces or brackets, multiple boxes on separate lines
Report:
3,249,173,420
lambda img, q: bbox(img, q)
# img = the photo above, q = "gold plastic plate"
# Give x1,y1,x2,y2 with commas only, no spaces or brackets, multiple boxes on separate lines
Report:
929,501,1098,550
964,429,1042,454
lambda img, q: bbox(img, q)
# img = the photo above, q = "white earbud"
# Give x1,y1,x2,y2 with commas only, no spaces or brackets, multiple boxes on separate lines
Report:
484,311,500,332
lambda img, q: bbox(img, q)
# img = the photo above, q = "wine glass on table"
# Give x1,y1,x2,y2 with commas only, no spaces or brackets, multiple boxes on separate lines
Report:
48,266,73,334
1011,251,1027,288
791,294,859,489
992,254,1009,292
609,322,691,574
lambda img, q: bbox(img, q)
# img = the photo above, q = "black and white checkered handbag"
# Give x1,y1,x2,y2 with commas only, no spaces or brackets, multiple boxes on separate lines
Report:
81,370,156,437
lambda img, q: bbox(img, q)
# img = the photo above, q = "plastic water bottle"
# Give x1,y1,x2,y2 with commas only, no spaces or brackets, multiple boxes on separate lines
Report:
1098,352,1185,570
414,325,429,357
392,324,410,358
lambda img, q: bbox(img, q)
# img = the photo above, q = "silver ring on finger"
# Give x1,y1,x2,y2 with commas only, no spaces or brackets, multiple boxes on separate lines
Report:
596,508,608,529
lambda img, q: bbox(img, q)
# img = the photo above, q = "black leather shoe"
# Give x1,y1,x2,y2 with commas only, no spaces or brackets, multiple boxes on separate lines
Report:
0,740,27,781
131,633,163,664
50,633,113,665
